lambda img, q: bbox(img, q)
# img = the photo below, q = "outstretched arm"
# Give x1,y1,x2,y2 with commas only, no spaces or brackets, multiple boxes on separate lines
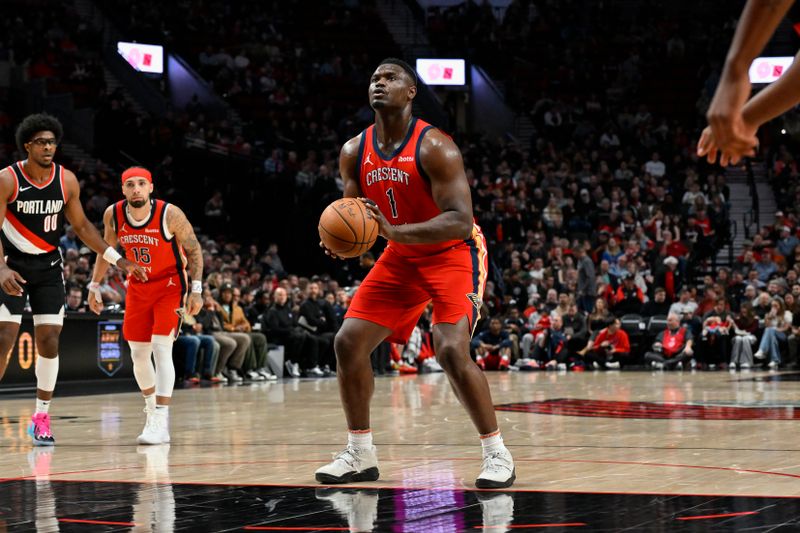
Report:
167,205,203,315
63,171,147,282
87,206,118,314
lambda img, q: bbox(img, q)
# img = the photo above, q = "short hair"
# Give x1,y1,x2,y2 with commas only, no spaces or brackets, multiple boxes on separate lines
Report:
15,113,63,153
378,57,417,85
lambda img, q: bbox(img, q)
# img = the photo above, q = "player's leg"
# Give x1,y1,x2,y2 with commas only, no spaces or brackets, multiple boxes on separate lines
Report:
0,319,21,381
315,252,427,484
138,287,184,445
28,264,65,446
426,232,515,488
314,317,389,484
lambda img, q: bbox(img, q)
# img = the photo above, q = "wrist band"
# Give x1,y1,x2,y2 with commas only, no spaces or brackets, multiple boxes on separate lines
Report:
103,247,122,264
191,280,203,293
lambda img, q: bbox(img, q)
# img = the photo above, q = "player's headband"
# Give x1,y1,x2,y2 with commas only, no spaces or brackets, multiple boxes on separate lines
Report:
121,166,152,186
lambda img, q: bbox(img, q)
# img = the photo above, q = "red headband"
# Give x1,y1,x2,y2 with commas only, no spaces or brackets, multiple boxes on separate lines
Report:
121,167,152,185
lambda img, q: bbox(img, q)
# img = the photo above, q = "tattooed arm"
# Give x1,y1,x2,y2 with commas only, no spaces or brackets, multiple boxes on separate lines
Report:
167,204,204,315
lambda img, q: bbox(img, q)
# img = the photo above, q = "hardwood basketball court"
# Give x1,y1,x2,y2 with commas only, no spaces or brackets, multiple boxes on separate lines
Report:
1,370,799,530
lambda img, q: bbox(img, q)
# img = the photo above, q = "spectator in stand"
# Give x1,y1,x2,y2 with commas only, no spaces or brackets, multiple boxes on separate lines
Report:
644,312,694,370
503,307,526,361
297,282,335,376
699,298,733,369
644,152,666,178
532,313,569,369
472,318,512,370
777,227,799,258
731,302,759,370
588,297,614,335
614,273,644,315
755,298,792,369
264,287,322,378
65,286,87,313
655,256,682,303
220,285,273,381
575,242,596,313
562,303,589,363
755,250,778,283
752,291,772,319
201,288,248,383
59,225,80,254
642,287,671,317
581,318,631,370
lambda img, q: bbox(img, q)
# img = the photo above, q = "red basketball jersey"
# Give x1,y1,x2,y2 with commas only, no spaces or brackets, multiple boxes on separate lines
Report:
113,199,186,287
357,117,462,256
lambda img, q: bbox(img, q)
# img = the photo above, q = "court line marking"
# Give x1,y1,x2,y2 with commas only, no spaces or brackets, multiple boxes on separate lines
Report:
59,518,140,526
3,457,800,481
676,511,759,521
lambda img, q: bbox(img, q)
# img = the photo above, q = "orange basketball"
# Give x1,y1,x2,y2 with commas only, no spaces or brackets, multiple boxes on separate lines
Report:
318,198,379,258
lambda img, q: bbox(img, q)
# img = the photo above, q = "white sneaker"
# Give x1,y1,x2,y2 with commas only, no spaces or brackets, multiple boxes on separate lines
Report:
652,362,664,370
257,367,278,381
423,358,444,372
306,366,325,377
285,360,301,378
316,489,379,532
768,361,779,369
475,447,515,489
213,372,228,383
475,492,514,532
315,446,380,484
247,369,266,381
740,363,751,370
606,361,621,370
754,350,765,360
137,408,170,445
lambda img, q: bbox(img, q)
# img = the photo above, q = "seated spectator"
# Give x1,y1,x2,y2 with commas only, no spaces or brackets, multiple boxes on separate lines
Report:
655,256,682,303
613,273,644,315
503,307,526,360
644,312,694,370
472,318,512,370
581,318,631,370
731,302,759,370
753,291,773,318
532,313,568,369
219,284,272,381
264,287,324,377
588,297,614,335
59,225,80,254
641,287,671,317
231,286,275,380
755,298,792,369
562,303,589,361
699,298,733,369
298,282,336,376
199,288,248,383
65,286,87,313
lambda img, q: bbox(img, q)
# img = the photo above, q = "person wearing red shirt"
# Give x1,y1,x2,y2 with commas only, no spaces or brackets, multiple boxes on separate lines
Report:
582,318,630,370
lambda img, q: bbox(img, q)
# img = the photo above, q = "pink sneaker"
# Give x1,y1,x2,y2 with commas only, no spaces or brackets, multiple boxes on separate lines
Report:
28,413,55,446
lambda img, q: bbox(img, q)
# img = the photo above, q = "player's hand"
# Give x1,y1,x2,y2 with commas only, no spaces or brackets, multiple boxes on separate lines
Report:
359,198,396,241
319,241,344,260
697,125,757,166
88,288,104,315
0,266,25,297
703,73,759,165
116,257,149,282
185,292,202,316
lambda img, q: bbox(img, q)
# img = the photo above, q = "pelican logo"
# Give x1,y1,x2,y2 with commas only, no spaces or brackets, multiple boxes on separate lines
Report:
466,292,481,309
364,153,374,167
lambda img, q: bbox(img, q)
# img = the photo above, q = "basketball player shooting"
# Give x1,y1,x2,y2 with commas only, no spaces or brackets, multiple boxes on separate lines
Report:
88,167,203,445
316,58,515,488
697,0,797,164
0,113,147,446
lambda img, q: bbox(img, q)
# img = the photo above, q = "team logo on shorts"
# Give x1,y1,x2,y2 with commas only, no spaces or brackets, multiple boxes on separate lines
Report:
466,292,481,309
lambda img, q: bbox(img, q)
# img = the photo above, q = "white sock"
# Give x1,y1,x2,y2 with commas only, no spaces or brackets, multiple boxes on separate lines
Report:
144,394,156,411
480,429,505,455
35,398,50,414
155,405,169,413
348,429,373,449
35,356,59,392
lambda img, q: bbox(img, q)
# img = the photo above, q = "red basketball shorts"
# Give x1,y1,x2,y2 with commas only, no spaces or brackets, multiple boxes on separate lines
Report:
123,275,186,342
346,228,488,344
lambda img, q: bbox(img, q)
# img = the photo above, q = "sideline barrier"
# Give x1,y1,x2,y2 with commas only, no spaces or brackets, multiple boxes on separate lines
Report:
1,313,133,385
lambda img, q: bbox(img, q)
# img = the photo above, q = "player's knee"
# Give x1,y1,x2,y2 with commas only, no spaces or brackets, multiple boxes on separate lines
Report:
436,342,468,373
334,330,361,366
36,335,60,357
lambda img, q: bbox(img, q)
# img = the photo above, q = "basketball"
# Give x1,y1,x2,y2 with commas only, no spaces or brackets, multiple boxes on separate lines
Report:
318,197,379,258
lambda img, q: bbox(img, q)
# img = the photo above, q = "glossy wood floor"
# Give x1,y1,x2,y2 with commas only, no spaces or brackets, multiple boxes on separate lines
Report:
2,369,800,531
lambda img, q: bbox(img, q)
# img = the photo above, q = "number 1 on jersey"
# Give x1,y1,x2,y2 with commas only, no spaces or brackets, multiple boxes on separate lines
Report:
386,188,398,219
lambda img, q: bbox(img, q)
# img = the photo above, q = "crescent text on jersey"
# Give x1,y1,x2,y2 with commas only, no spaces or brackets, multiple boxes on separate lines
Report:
365,166,410,187
118,234,160,246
